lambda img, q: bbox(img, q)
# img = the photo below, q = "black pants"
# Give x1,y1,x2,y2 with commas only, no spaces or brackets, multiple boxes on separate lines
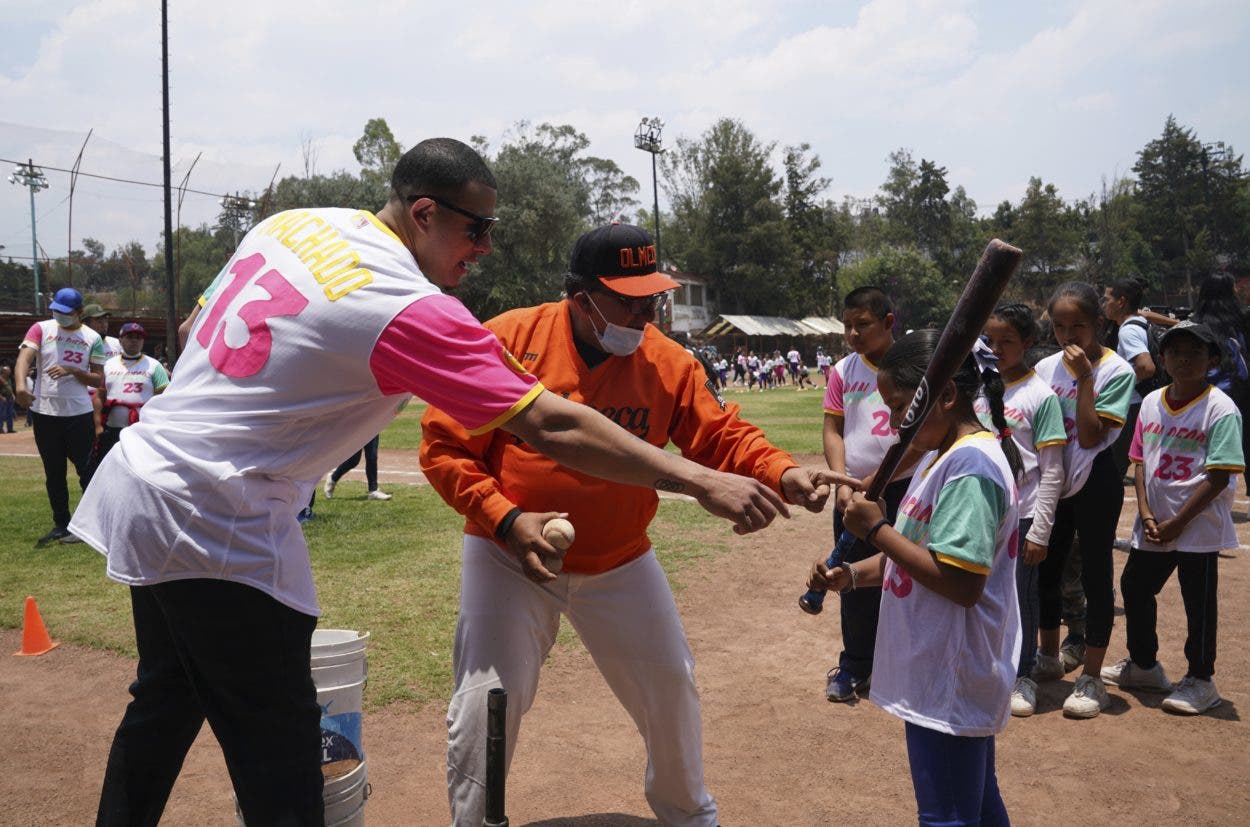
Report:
84,425,125,488
97,580,324,827
1039,448,1121,649
835,477,912,677
1110,402,1140,480
330,434,380,491
32,410,95,528
1122,549,1218,680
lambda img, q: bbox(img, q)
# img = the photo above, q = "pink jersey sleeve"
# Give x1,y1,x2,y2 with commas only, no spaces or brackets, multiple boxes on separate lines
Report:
21,323,42,347
1128,409,1145,463
371,293,543,435
822,362,845,415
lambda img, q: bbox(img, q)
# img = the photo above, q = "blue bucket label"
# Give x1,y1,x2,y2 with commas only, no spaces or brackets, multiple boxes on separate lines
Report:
320,703,362,764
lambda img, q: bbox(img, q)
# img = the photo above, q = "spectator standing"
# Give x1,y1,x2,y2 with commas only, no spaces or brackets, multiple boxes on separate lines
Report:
0,365,16,433
323,434,391,501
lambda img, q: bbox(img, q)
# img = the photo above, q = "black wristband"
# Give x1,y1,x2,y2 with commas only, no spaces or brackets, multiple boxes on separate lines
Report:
495,507,523,541
865,517,890,548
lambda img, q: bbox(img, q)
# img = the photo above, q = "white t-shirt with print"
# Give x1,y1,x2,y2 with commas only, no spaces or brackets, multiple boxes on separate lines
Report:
974,371,1067,517
1129,386,1244,552
1035,348,1134,497
823,352,905,480
869,433,1021,737
102,354,171,428
20,320,106,417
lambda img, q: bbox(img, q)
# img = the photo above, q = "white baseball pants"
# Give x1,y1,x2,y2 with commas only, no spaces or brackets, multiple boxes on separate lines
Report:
446,534,718,826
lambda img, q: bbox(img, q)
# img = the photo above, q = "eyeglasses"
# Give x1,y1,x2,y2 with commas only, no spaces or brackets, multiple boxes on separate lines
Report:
407,194,498,242
595,289,669,315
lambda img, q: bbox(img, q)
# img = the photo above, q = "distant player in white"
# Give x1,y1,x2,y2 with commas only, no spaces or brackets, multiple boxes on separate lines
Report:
72,138,789,827
84,321,169,480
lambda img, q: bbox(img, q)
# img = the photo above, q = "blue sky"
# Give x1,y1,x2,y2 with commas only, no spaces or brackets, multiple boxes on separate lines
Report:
0,0,1246,258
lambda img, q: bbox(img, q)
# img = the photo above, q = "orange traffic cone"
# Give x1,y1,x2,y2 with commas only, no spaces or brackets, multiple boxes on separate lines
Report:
14,596,59,657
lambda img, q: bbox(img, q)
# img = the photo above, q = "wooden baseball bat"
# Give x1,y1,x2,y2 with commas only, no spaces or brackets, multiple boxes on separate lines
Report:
799,238,1023,614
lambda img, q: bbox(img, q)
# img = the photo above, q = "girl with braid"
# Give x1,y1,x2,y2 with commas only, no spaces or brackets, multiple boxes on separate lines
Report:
809,329,1022,827
979,303,1068,717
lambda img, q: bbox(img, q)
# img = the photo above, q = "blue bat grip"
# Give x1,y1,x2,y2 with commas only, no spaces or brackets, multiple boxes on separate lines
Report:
798,527,858,615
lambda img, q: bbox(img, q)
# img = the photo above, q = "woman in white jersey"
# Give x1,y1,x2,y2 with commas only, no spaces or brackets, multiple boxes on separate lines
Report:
1033,282,1135,718
810,329,1021,826
979,304,1067,718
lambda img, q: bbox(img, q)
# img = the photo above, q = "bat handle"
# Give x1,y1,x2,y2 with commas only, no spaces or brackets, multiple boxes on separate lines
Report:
798,529,857,615
484,687,510,827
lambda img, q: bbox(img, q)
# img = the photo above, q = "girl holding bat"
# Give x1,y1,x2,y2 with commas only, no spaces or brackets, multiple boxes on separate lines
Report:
809,328,1022,826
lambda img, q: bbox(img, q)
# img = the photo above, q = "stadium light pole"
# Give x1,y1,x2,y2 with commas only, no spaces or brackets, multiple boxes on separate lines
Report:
9,159,50,314
634,117,666,328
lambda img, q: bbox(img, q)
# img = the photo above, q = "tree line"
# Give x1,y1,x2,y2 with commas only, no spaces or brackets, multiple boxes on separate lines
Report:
2,114,1245,332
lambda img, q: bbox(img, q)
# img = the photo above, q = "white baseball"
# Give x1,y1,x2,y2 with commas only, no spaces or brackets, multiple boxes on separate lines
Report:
542,518,575,573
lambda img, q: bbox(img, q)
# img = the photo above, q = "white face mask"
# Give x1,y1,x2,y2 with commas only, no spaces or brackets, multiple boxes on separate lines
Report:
52,312,78,328
585,294,645,356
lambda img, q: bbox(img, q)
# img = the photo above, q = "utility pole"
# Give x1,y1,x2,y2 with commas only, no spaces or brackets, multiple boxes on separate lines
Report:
634,117,666,329
9,160,50,314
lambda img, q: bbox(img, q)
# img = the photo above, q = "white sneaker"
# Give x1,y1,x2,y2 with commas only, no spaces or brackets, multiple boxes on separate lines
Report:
1011,676,1037,717
1063,674,1111,718
1162,676,1221,715
1101,658,1173,692
366,489,392,501
1032,650,1065,682
323,476,336,499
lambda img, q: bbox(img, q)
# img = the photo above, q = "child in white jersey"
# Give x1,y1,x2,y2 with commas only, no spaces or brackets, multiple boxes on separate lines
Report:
810,328,1021,826
1033,282,1135,718
1101,321,1244,714
821,286,912,703
979,303,1067,718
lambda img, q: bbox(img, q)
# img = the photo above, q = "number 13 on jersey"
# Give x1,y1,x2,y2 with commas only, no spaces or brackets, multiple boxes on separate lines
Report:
196,253,309,378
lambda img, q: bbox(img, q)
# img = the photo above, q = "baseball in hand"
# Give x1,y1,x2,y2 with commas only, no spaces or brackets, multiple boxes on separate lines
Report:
542,518,575,573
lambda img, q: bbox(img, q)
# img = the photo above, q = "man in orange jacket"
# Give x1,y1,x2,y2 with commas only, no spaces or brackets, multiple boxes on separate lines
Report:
422,223,835,826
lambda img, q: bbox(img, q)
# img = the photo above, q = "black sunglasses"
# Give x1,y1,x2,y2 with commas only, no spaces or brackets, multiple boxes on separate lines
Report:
593,289,669,315
407,194,498,241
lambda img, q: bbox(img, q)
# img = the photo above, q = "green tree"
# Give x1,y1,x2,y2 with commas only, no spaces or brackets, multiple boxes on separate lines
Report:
1003,177,1079,304
353,117,404,210
660,118,794,315
783,143,845,316
836,246,956,329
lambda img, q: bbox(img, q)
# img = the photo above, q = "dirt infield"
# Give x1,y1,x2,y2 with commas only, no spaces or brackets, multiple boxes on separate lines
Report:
2,443,1248,825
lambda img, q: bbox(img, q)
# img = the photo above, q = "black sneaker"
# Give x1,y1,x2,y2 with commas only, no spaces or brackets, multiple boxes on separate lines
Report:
825,667,870,702
35,527,71,547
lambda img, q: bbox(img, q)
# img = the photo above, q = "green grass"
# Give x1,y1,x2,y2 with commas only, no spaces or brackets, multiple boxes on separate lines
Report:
0,389,823,709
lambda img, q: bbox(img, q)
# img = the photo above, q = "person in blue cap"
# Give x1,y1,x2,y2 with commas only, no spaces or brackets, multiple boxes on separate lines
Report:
13,287,107,545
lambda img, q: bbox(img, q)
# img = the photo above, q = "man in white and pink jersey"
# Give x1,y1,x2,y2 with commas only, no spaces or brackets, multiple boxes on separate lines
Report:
73,138,790,827
83,322,169,483
14,286,105,546
821,286,916,703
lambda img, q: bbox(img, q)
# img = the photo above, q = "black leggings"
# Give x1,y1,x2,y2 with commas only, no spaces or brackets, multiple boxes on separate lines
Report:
1123,550,1218,680
1038,448,1121,649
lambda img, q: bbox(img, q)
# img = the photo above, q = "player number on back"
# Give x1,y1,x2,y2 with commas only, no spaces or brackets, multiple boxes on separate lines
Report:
196,253,309,378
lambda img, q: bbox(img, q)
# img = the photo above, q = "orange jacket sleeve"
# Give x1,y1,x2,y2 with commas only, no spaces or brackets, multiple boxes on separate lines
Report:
419,403,517,538
666,352,799,496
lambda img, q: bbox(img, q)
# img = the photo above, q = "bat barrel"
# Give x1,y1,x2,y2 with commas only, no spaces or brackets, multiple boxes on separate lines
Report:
483,687,510,827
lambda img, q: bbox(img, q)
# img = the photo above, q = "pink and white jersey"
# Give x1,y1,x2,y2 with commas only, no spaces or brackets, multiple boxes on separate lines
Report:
1035,347,1134,497
20,319,105,417
870,433,1021,737
823,352,902,480
102,354,170,428
71,208,542,615
1130,386,1244,553
974,371,1067,517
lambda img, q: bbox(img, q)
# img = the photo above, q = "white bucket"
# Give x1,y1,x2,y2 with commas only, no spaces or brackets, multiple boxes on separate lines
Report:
324,758,370,825
312,630,368,774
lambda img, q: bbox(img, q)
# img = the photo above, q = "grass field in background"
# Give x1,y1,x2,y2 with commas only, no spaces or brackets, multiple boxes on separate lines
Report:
0,387,823,707
379,385,826,456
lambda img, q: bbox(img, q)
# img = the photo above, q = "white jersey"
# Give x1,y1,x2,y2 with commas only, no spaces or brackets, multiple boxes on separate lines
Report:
1130,386,1244,553
1035,348,1134,497
823,352,904,480
70,208,541,616
974,371,1067,517
20,319,105,417
870,433,1021,737
102,353,170,428
101,335,122,361
787,349,800,365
